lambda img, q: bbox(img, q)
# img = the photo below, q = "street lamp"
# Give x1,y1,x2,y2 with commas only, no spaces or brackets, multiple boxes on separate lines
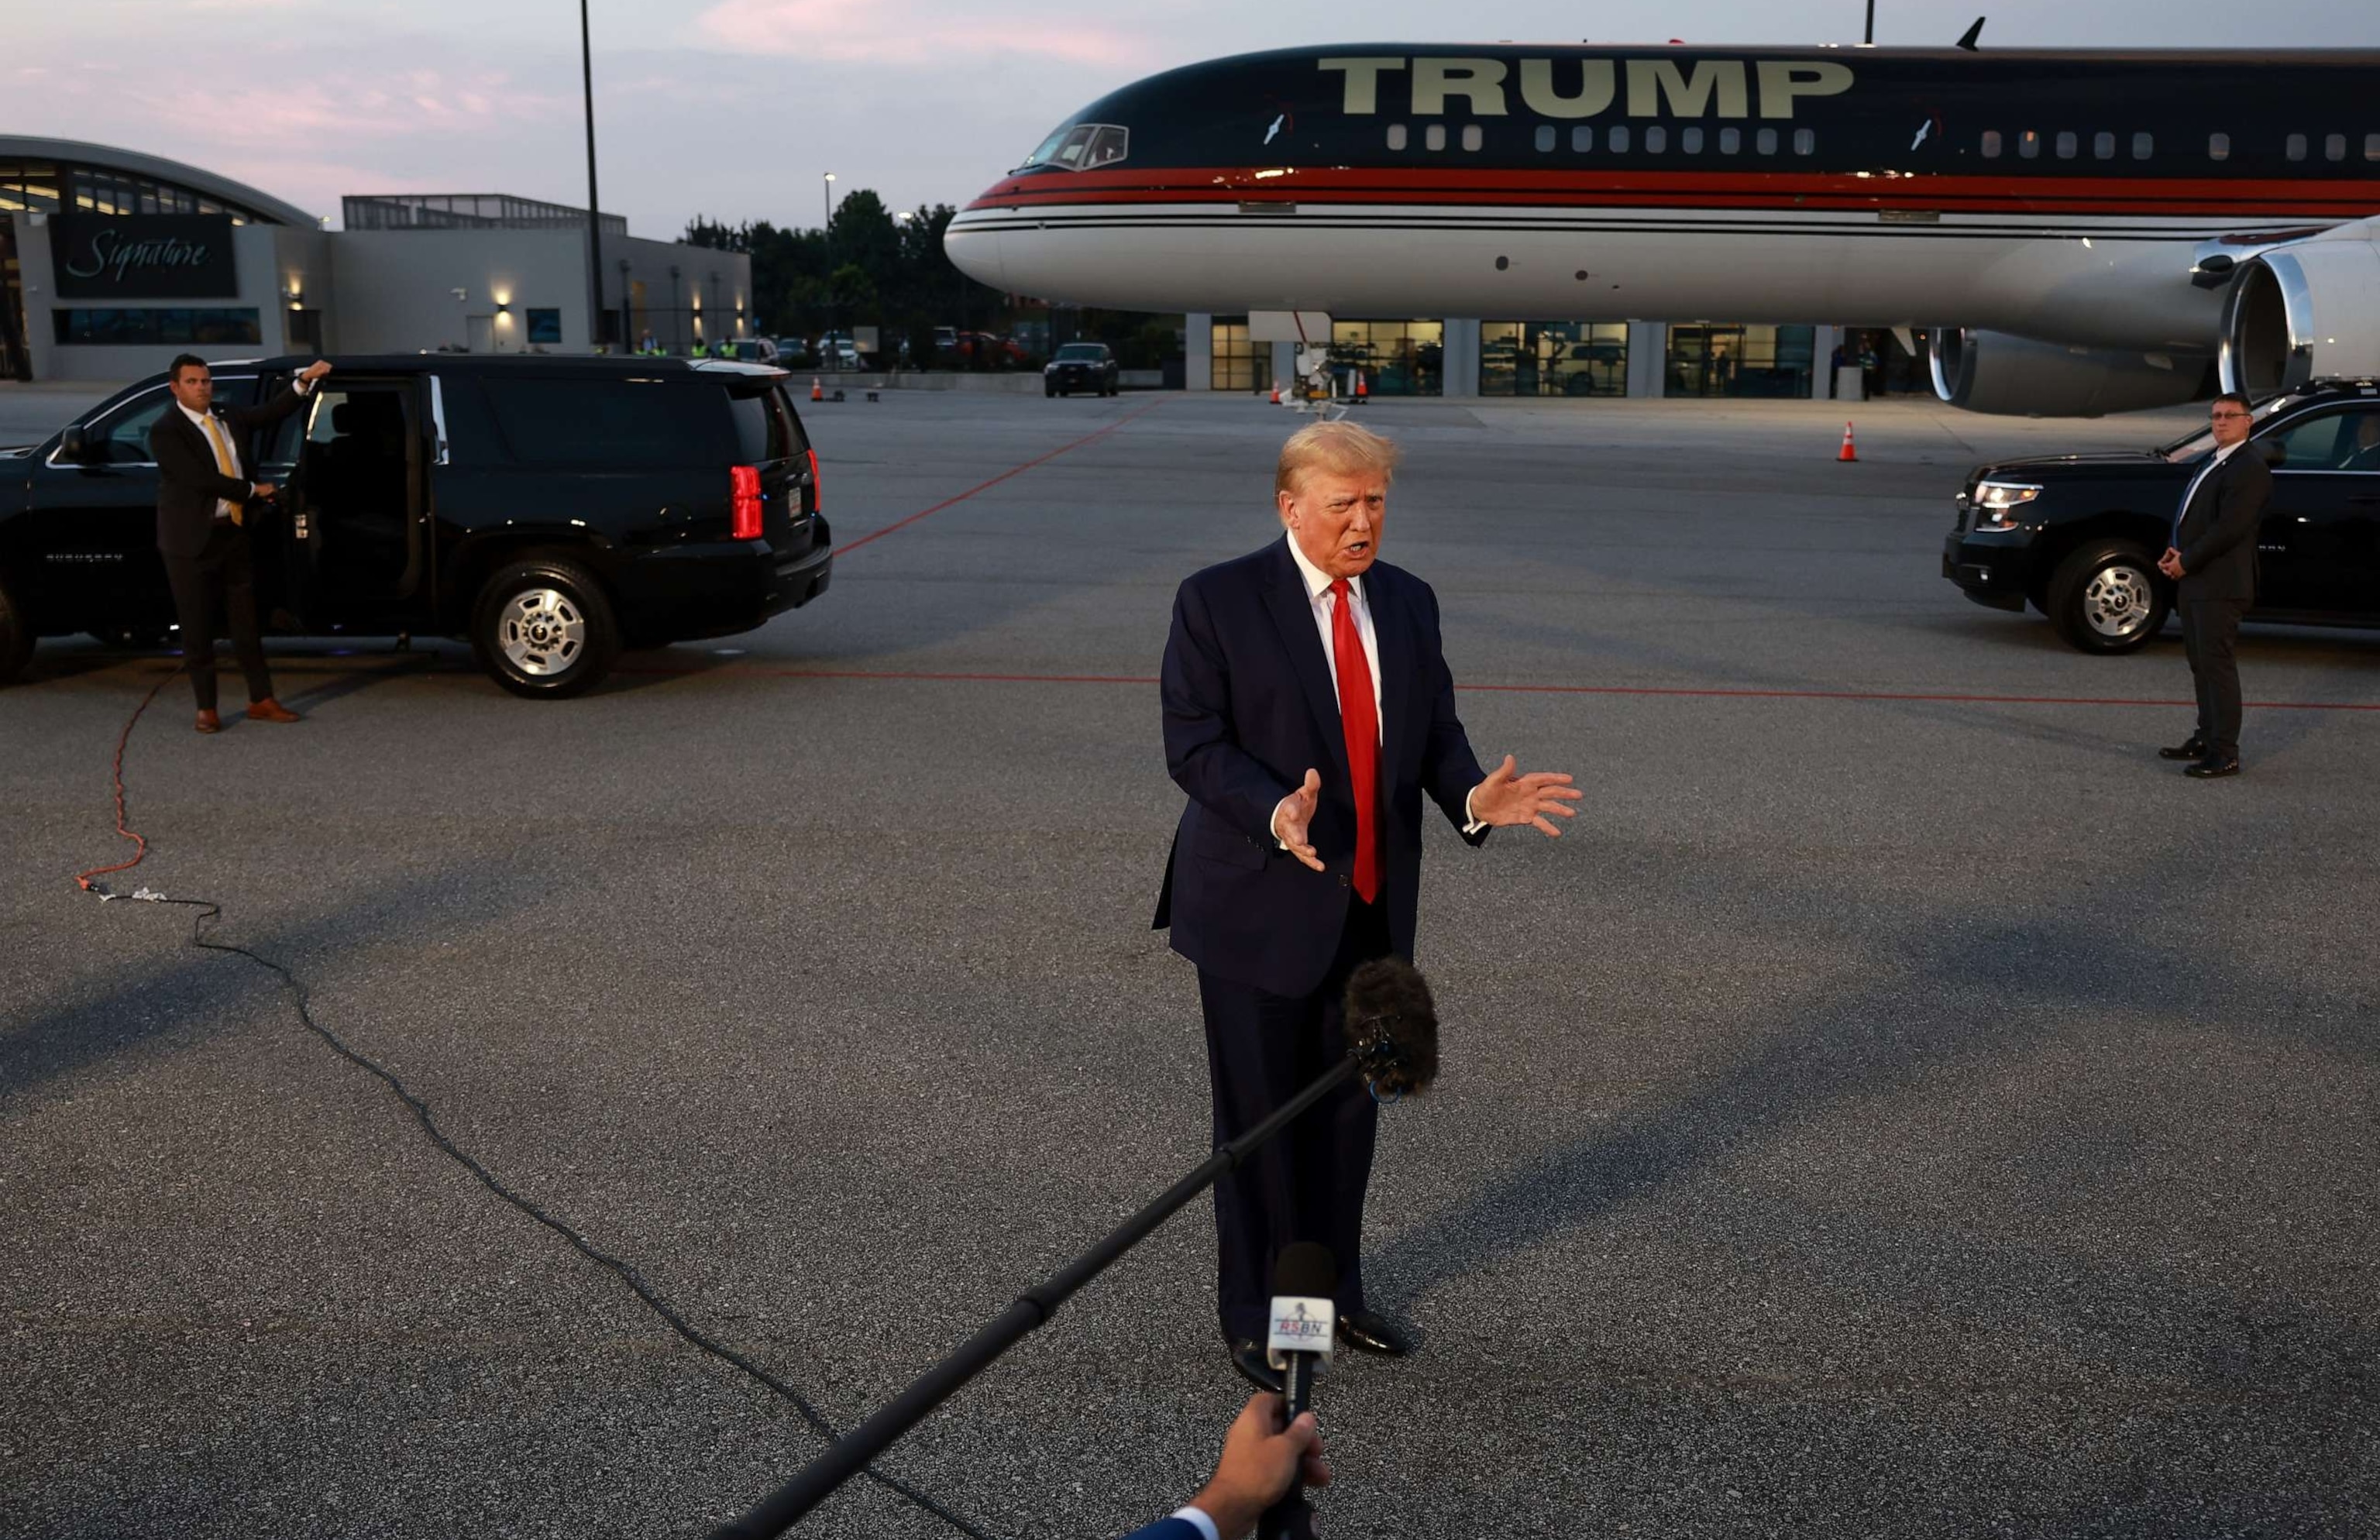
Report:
822,170,836,229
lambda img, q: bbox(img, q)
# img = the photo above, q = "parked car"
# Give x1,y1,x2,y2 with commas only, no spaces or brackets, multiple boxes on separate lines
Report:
954,332,1026,369
724,338,780,365
1044,342,1120,397
934,325,959,356
774,336,810,366
0,356,832,697
1941,377,2380,652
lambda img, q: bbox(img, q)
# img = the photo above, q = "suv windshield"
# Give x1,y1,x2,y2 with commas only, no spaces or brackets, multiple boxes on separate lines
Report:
1055,344,1106,361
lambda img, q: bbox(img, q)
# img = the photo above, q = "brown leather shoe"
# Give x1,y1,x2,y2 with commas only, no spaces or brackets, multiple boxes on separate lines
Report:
245,698,301,724
194,709,222,734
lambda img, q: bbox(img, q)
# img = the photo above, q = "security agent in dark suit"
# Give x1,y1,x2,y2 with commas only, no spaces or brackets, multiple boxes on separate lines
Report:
2157,391,2272,778
148,352,330,732
1156,421,1580,1390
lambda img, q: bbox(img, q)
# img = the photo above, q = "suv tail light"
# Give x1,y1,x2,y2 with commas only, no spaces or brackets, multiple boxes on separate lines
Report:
805,448,821,517
731,464,763,539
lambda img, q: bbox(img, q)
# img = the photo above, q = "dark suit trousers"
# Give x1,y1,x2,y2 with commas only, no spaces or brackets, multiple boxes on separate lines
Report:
2179,597,2249,758
1199,896,1391,1342
164,522,274,712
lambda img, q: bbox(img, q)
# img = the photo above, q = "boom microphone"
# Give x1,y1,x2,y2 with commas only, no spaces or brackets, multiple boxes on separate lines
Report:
708,961,1444,1538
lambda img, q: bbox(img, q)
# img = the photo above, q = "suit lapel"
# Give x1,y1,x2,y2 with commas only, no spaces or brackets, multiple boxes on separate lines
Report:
1367,565,1414,784
1260,538,1353,787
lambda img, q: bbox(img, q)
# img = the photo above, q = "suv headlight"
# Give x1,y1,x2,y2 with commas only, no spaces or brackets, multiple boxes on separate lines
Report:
1972,480,2041,530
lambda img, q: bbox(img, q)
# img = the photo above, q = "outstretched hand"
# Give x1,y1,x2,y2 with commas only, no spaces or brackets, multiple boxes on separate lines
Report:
1470,754,1582,837
1271,768,1326,871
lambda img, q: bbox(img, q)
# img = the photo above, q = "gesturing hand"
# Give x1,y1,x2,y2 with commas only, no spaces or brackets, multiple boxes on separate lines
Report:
1271,768,1325,872
1470,754,1583,837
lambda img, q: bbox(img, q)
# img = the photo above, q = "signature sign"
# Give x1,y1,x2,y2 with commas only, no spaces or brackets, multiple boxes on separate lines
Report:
51,214,238,300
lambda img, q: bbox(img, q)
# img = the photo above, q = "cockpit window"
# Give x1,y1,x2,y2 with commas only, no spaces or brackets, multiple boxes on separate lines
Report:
1015,122,1130,172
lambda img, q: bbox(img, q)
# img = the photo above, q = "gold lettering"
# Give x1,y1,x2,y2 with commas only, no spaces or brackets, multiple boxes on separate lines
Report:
1412,57,1509,116
1625,59,1749,119
1756,60,1854,119
1517,58,1616,119
1317,57,1406,115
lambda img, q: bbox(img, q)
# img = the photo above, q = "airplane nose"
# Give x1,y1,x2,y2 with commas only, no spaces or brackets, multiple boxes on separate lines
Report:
944,208,1006,293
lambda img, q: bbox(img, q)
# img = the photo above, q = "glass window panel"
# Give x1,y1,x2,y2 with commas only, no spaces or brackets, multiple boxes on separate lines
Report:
1720,126,1740,153
1608,125,1630,153
2287,133,2307,162
1085,126,1130,167
1386,123,1408,150
1644,125,1666,153
484,378,735,466
1981,129,2002,158
1794,127,1814,155
2367,132,2380,161
2132,132,2152,160
1425,124,1446,151
1461,124,1483,152
1756,127,1777,155
1534,124,1555,153
2019,130,2041,160
2094,132,2115,159
2056,132,2077,159
1571,125,1593,152
1681,126,1704,153
2326,133,2346,162
2209,132,2230,161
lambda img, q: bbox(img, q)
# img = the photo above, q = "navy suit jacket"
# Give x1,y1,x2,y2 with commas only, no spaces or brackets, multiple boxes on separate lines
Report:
1119,1520,1202,1540
2174,446,2272,604
1154,536,1488,999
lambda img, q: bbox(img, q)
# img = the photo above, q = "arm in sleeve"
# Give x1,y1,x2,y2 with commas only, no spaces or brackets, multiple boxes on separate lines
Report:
149,417,253,504
2179,458,2270,572
1161,577,1296,844
1415,583,1491,846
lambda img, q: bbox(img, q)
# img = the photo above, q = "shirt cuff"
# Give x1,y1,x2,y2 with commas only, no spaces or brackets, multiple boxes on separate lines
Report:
294,377,313,395
1272,793,1295,851
1462,784,1487,836
1172,1507,1223,1540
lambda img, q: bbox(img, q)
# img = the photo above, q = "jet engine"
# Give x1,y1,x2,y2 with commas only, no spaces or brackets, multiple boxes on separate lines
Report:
2220,218,2380,398
1929,329,2214,417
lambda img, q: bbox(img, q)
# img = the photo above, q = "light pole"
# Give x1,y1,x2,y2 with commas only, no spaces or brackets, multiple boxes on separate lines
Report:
579,0,604,349
1863,1,1875,43
822,171,836,230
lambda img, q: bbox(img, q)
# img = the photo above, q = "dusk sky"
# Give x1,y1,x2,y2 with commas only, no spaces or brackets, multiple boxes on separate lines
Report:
11,1,2377,239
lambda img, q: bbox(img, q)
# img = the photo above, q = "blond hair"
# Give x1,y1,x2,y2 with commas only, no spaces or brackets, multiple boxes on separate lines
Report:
1274,420,1403,497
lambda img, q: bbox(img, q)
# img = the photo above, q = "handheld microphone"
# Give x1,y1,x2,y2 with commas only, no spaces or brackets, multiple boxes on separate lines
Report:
1259,1243,1336,1540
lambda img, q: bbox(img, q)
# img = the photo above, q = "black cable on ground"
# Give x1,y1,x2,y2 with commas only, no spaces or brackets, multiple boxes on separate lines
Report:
77,668,1001,1540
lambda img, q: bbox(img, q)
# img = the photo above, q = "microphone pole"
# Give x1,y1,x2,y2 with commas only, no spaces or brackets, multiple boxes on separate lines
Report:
708,960,1438,1540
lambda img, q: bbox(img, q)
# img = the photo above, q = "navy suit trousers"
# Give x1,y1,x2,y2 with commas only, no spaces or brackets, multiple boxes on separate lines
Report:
1199,896,1391,1342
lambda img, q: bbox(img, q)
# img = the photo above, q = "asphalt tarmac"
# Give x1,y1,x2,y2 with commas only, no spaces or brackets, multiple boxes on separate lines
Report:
4,388,2375,1539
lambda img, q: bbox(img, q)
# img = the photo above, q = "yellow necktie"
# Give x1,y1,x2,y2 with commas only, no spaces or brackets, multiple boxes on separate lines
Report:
203,414,242,527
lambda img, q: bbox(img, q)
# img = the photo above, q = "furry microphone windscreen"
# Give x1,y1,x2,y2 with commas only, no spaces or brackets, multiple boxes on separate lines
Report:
1343,957,1439,1096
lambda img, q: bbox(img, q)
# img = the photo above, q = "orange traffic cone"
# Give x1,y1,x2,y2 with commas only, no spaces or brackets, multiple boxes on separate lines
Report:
1837,421,1858,462
1354,371,1369,402
811,376,824,402
1269,380,1281,405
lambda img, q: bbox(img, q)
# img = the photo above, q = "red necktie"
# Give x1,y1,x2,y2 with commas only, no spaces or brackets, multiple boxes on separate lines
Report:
1328,579,1381,903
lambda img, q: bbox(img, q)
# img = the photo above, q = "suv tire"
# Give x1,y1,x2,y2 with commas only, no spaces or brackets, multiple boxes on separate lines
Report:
470,555,620,699
0,575,32,684
2047,539,2168,655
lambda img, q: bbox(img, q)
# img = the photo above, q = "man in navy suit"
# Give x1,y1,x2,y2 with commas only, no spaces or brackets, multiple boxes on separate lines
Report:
1122,1393,1328,1540
1155,421,1580,1388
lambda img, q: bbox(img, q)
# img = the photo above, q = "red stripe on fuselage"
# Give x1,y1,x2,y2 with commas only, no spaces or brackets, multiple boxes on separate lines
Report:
965,165,2379,219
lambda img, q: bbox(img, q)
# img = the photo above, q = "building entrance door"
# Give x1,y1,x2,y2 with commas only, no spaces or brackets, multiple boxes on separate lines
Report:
467,315,495,354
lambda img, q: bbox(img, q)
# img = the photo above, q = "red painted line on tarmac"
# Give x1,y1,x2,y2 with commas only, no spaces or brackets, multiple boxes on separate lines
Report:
830,398,1167,558
603,662,2380,713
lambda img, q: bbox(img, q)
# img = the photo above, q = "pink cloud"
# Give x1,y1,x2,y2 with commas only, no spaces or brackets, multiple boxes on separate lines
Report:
693,0,1151,70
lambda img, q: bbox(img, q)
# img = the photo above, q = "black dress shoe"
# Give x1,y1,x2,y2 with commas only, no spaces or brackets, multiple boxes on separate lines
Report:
1335,1308,1414,1357
2185,755,2241,779
1228,1337,1284,1394
2158,737,2207,761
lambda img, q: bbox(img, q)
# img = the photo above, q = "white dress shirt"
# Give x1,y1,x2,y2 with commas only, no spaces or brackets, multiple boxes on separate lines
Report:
1272,536,1485,842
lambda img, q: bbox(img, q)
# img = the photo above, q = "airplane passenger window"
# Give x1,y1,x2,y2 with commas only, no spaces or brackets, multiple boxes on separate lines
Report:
1644,126,1666,153
2056,132,2077,159
1572,125,1594,152
1682,126,1704,153
1756,127,1777,155
1426,124,1447,152
2209,132,2230,161
1534,125,1555,153
2093,132,2115,160
1387,124,1408,151
1462,125,1484,152
1794,128,1814,155
1609,125,1632,153
2019,130,2041,160
2368,132,2380,161
2287,134,2308,162
2132,132,2153,160
1721,126,1741,154
1981,130,2002,157
2326,134,2347,162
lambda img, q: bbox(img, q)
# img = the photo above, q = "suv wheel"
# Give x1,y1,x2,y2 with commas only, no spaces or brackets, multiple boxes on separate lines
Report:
470,555,620,699
0,576,32,684
1046,383,1059,398
2047,540,2168,654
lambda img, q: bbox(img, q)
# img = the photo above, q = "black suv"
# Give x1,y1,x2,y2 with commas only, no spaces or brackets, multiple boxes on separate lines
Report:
1044,342,1119,398
1942,379,2380,652
0,355,831,696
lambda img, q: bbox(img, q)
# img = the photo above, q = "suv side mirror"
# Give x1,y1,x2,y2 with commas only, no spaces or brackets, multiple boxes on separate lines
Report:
58,425,92,462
